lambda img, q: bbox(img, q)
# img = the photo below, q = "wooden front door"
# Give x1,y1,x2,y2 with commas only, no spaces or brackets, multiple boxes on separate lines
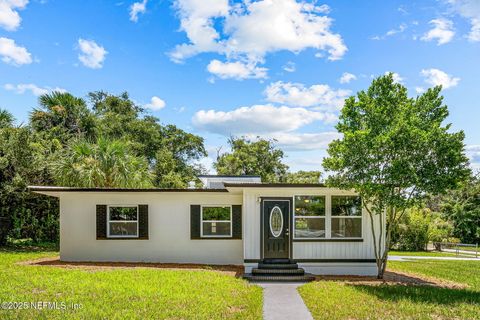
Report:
262,199,290,259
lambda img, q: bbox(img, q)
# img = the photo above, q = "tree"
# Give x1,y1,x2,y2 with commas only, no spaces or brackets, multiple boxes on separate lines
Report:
89,91,207,186
439,172,480,244
284,171,322,183
0,109,14,128
323,74,470,278
51,138,153,188
214,137,289,182
30,92,96,143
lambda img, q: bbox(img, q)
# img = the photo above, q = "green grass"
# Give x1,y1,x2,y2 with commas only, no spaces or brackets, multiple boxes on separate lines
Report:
0,248,262,319
388,250,458,257
300,259,480,320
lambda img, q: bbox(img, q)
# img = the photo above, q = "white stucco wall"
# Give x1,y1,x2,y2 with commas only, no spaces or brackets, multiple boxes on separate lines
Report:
57,192,243,264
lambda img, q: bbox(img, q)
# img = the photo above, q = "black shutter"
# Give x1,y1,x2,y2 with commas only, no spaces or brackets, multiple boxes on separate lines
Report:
138,205,149,239
96,205,107,240
190,205,201,239
232,205,242,239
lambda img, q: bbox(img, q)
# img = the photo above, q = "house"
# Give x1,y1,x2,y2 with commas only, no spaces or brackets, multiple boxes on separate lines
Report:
29,175,384,280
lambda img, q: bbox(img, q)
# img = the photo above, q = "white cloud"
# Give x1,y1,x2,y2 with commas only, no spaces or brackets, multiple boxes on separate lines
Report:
0,37,31,65
421,18,455,45
0,0,28,31
170,0,347,79
339,72,356,84
264,81,350,110
446,0,480,42
4,83,65,96
251,131,342,151
77,38,107,69
283,61,296,73
144,96,166,111
385,71,404,84
129,0,147,22
466,144,480,169
192,104,336,135
420,68,460,89
207,59,267,80
415,86,426,94
371,23,407,40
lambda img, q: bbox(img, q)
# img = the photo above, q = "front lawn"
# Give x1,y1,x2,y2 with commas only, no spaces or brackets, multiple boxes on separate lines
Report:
299,260,480,320
388,250,458,257
0,248,262,319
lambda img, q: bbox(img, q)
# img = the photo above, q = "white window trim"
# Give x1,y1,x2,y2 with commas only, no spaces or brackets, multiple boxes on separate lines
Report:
293,195,327,240
107,205,139,238
200,205,233,238
330,196,363,239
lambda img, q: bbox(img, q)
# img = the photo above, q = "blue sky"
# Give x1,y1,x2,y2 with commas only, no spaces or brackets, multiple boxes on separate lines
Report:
1,0,479,172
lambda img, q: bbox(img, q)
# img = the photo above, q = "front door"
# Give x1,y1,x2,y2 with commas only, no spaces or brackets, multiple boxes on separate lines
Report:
262,199,290,259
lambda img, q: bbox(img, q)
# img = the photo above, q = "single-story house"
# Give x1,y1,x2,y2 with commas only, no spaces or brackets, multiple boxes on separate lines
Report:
30,175,384,280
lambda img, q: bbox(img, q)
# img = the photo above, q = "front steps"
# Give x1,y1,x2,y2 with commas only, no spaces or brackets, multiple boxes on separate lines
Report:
243,259,315,282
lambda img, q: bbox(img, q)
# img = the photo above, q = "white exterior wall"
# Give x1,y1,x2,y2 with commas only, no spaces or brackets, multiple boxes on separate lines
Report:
242,187,384,262
58,192,243,264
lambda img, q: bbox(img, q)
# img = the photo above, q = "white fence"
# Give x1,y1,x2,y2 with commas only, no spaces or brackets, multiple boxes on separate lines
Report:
433,242,479,258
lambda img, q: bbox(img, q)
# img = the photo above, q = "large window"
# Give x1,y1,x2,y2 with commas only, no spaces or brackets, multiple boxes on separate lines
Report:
108,206,138,238
331,196,362,238
294,196,326,239
201,206,232,237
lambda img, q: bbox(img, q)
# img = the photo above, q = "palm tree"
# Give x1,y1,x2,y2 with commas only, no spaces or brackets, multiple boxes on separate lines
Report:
30,91,96,142
52,138,153,188
0,109,14,128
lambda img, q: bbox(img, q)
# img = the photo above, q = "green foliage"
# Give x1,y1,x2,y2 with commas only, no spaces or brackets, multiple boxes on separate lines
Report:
322,73,470,277
284,170,322,183
0,109,14,128
214,137,289,182
438,173,480,244
30,91,96,144
0,127,59,243
51,137,153,188
392,208,431,251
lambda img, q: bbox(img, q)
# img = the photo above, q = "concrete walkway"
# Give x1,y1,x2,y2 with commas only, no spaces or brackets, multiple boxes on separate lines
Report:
389,255,480,261
258,283,313,320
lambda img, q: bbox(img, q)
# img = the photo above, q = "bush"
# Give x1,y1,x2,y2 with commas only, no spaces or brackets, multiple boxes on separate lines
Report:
392,208,453,251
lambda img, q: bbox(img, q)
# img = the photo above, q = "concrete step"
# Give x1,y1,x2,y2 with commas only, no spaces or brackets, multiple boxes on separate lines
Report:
258,262,299,269
252,268,305,275
243,273,315,282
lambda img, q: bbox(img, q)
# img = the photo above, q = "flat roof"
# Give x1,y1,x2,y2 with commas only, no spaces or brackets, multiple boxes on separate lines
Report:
28,186,228,193
223,183,326,188
198,175,261,178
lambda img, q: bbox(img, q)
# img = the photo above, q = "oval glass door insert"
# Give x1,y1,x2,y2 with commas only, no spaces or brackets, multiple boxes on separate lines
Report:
269,206,283,237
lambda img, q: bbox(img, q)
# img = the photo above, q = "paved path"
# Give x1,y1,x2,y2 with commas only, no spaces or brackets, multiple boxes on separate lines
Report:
258,283,313,320
389,255,480,261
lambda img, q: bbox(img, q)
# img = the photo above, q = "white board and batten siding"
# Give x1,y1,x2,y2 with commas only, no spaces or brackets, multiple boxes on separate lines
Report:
56,192,243,265
242,187,384,275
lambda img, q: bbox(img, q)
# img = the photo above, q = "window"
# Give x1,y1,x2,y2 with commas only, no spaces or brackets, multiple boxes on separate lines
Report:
107,206,138,238
293,196,326,239
331,196,362,238
201,206,232,237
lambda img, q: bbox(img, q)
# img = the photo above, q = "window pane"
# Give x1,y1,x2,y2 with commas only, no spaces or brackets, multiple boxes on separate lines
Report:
331,196,361,216
109,207,137,221
331,218,362,238
295,218,325,238
109,222,138,236
202,222,231,236
202,206,231,221
294,196,325,216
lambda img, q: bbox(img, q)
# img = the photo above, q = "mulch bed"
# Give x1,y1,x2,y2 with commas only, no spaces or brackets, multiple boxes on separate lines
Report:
19,257,465,288
314,271,466,289
19,256,244,277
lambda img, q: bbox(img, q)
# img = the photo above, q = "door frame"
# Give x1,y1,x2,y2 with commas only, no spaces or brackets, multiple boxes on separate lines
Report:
260,197,293,260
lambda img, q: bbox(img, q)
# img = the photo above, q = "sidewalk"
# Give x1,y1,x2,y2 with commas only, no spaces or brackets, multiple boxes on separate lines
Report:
258,282,313,320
